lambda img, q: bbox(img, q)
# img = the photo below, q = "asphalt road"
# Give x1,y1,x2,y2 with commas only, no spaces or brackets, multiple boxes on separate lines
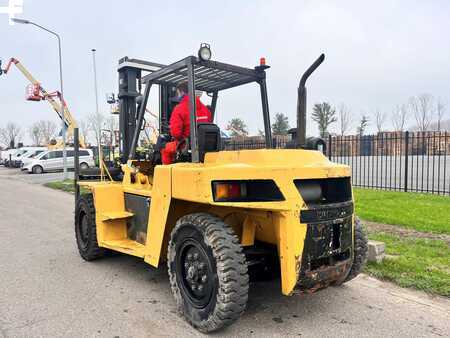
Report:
0,166,74,184
0,167,449,337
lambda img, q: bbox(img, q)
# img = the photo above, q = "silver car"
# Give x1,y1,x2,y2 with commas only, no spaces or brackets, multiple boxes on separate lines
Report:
23,148,95,174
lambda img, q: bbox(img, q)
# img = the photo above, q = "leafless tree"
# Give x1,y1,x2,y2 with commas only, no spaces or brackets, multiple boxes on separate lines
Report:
436,99,446,131
27,120,57,146
36,120,57,145
410,94,434,132
78,119,90,145
374,109,386,133
0,122,22,148
105,116,119,146
87,112,106,147
392,104,408,131
28,123,43,146
338,103,351,136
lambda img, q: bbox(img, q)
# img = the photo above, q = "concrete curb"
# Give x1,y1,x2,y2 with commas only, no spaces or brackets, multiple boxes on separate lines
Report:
368,240,385,263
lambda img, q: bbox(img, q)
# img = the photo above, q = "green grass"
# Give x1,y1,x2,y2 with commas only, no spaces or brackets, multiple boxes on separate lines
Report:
354,188,450,235
365,232,450,297
45,179,76,193
45,179,89,194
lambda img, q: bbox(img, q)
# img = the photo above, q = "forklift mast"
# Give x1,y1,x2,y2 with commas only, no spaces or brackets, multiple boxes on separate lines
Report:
117,57,179,163
117,57,163,163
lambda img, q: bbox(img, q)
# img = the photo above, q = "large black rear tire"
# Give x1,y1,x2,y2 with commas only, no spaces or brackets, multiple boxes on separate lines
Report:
75,194,105,261
343,217,368,283
167,213,249,333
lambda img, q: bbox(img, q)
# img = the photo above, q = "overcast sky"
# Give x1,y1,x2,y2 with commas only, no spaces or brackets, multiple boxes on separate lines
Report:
1,0,449,143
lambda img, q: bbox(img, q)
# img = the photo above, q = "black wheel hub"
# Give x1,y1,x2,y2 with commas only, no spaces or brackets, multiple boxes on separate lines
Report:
177,238,214,308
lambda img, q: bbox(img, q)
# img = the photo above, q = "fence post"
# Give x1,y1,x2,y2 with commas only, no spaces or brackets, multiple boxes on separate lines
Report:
404,131,409,192
328,135,332,160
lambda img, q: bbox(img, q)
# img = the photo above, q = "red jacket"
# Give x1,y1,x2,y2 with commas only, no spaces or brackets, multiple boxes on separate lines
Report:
169,95,212,140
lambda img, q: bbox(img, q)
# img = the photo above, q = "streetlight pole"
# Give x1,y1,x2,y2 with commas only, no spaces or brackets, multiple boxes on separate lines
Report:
91,49,99,117
91,49,103,177
12,18,68,180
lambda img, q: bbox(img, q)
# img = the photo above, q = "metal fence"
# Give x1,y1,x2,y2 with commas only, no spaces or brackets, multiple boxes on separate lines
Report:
222,131,450,195
223,136,289,150
328,131,450,195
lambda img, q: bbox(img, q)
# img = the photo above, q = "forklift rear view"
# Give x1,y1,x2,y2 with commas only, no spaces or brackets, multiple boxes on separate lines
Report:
73,44,368,333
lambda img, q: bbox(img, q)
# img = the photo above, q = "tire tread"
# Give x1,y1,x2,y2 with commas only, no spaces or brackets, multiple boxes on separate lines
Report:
344,217,368,282
167,213,249,333
75,194,105,261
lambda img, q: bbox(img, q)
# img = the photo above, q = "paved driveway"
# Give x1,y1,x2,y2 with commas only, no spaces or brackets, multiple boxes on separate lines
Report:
0,166,74,184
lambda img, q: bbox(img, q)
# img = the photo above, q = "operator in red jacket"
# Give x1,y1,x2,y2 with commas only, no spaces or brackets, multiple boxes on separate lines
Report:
161,81,212,164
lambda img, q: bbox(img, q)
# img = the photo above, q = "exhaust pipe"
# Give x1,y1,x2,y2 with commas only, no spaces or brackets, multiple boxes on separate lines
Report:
296,54,325,147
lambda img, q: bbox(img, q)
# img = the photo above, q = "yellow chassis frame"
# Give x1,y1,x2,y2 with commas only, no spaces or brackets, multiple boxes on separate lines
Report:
80,149,352,295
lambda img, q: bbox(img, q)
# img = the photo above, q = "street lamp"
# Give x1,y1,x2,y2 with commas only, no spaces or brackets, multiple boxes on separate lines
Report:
12,18,68,180
91,49,103,174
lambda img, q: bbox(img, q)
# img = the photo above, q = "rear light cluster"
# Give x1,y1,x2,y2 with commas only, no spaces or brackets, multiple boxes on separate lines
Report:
214,182,246,201
212,180,284,202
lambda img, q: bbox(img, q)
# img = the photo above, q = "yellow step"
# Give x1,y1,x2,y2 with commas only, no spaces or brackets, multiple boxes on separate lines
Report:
100,239,146,258
98,211,134,221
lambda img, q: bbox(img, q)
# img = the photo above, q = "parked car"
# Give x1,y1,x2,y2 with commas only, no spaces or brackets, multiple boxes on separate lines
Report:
2,148,25,167
19,148,47,169
6,147,37,167
9,147,46,168
0,149,15,165
23,148,95,174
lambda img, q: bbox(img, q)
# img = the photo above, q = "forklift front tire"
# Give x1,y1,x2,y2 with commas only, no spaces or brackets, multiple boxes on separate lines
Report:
341,217,368,284
75,194,105,261
167,213,249,333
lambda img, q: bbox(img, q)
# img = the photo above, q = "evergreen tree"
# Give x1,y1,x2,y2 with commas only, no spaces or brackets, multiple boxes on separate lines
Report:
226,118,248,137
357,115,369,136
271,113,290,135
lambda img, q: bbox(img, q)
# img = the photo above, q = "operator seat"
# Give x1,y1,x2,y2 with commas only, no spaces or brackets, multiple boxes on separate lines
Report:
197,123,221,162
151,124,221,164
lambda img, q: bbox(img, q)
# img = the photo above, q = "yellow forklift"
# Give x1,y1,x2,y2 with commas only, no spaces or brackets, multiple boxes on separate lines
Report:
73,45,368,333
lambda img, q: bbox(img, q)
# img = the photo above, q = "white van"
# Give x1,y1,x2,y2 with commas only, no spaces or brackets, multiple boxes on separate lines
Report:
10,147,46,168
19,147,48,169
23,148,95,174
6,147,41,167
